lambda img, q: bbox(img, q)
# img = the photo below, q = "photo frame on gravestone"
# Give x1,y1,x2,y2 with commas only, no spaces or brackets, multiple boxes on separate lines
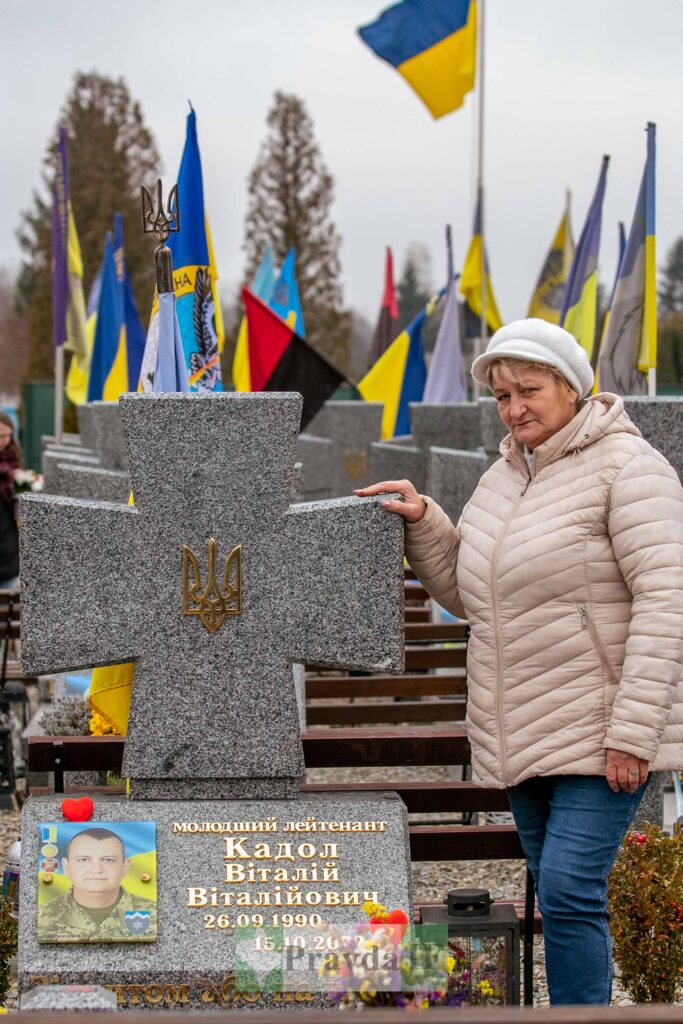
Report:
37,821,157,944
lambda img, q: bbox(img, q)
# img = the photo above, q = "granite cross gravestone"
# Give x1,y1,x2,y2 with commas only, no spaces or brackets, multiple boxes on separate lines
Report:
21,393,404,799
19,392,412,1009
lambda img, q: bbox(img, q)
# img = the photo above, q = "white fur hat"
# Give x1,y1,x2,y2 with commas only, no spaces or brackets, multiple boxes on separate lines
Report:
471,318,595,398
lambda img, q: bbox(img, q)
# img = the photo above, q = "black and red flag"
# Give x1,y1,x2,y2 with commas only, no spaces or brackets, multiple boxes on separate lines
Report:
368,246,398,367
242,288,344,430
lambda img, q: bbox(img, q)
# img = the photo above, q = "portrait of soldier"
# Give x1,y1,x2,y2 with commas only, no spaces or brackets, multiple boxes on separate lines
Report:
38,826,157,943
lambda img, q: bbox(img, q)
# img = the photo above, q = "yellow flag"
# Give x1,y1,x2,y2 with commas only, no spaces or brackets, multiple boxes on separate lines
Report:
64,204,90,405
528,201,575,324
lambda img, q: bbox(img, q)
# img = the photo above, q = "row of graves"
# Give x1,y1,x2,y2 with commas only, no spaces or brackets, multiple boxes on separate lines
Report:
2,389,682,1015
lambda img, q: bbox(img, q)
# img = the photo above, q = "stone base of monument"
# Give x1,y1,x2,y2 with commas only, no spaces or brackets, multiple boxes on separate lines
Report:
20,793,413,1011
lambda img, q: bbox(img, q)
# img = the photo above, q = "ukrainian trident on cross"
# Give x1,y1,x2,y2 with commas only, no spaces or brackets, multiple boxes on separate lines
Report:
20,392,404,800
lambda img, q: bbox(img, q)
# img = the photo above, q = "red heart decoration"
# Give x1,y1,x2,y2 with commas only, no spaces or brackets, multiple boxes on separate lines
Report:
61,797,94,822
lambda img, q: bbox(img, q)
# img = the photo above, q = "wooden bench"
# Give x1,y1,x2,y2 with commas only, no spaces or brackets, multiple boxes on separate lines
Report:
306,618,468,727
0,590,37,687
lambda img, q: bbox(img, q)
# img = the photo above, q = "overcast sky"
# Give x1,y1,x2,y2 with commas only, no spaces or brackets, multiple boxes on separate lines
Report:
1,0,682,325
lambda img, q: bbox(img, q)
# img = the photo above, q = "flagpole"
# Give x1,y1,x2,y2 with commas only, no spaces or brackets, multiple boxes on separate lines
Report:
54,348,64,445
474,0,486,401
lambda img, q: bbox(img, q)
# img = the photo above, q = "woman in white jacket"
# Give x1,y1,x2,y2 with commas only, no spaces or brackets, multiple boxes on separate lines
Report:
356,319,683,1005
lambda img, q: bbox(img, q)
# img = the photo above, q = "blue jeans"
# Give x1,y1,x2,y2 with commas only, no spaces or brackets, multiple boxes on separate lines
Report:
507,774,649,1005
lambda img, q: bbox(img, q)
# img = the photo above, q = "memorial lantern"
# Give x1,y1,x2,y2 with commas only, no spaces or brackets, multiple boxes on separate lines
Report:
421,888,520,1005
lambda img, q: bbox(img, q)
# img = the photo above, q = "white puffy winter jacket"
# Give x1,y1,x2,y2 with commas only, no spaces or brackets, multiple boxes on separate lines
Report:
405,393,683,789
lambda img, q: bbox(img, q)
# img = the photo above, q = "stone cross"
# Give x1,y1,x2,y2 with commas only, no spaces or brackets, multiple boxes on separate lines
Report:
20,393,404,800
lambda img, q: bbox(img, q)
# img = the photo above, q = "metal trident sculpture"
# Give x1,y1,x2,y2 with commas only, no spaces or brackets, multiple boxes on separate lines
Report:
141,178,180,294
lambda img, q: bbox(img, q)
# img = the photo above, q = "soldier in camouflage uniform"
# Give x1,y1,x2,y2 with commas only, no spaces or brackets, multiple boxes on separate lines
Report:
38,827,156,943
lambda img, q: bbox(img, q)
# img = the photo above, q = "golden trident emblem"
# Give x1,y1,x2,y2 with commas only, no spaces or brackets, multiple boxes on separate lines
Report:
182,538,242,634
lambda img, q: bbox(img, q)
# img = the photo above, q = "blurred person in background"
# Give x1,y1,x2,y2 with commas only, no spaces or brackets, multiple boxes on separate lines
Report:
0,411,21,590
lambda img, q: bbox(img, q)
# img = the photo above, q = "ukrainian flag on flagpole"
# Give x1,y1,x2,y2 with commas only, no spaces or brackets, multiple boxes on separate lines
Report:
358,0,477,119
527,196,575,324
358,292,441,438
460,195,503,335
86,216,145,401
115,213,146,393
87,231,128,401
140,107,223,393
597,124,656,396
560,156,609,362
232,245,276,392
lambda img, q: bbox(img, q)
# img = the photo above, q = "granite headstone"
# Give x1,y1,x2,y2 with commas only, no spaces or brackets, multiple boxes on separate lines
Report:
304,401,383,497
478,397,508,457
409,403,482,453
19,392,411,1008
369,441,427,495
89,401,128,472
622,396,683,481
427,447,496,527
76,405,98,453
41,451,100,496
295,436,332,502
42,402,130,501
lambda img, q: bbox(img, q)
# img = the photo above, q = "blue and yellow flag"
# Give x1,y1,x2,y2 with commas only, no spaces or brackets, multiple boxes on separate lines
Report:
141,108,223,393
87,232,127,401
269,248,305,336
232,245,276,392
358,0,477,119
359,293,441,438
115,215,146,393
460,195,503,335
560,156,609,361
86,216,145,401
597,125,656,395
528,197,575,324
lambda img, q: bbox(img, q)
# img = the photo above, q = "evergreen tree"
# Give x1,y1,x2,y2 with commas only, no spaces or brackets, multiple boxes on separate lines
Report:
16,72,161,380
659,237,683,317
243,91,350,375
397,243,433,330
